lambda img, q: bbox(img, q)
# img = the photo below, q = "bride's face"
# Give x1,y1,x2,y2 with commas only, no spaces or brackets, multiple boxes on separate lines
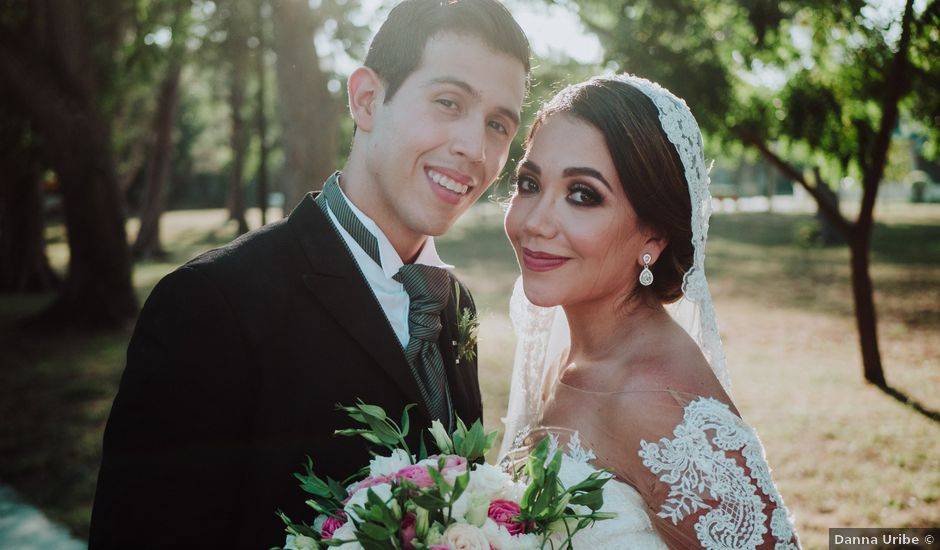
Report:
505,114,654,309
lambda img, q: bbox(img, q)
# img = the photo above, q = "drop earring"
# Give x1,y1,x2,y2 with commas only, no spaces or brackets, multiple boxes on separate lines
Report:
639,253,654,286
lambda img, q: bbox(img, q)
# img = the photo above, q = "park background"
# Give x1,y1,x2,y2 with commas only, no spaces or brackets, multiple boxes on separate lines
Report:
0,0,938,548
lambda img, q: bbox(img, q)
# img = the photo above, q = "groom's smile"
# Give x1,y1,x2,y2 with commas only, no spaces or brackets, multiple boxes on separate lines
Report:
426,165,474,204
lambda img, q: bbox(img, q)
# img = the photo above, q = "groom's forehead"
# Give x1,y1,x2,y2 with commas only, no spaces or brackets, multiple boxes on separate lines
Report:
407,33,526,98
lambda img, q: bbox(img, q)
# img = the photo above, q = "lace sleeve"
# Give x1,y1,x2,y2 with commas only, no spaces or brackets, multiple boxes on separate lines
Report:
631,396,800,550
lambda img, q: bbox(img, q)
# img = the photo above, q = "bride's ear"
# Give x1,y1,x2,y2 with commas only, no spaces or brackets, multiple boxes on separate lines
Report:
348,67,383,133
639,232,669,266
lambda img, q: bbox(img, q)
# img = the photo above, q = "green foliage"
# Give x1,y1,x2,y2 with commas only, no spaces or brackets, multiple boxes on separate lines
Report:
334,401,418,457
454,281,480,363
514,438,615,549
566,0,937,187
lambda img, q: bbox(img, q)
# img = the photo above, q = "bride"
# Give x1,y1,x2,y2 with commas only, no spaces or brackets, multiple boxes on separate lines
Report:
498,75,800,549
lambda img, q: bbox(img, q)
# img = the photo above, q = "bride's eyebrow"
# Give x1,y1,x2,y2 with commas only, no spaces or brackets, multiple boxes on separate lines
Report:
562,167,612,191
518,160,540,175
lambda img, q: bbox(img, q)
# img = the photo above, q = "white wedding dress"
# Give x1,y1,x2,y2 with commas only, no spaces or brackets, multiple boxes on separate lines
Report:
500,278,800,549
503,383,799,549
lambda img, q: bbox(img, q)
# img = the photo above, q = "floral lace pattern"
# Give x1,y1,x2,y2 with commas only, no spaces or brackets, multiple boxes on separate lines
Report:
638,397,797,549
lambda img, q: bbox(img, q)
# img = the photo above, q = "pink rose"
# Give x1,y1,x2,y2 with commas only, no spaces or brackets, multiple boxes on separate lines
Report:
437,455,468,476
321,512,346,540
347,474,391,497
400,512,417,550
487,499,526,536
395,464,435,488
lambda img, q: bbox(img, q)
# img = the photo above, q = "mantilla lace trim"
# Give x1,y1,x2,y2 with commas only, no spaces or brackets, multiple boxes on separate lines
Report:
638,397,798,549
614,74,731,394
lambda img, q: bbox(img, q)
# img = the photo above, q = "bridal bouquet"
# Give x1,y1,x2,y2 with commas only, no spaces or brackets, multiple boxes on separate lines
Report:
277,402,614,550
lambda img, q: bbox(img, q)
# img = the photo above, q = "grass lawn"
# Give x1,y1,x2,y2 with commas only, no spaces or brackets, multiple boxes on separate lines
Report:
1,202,938,549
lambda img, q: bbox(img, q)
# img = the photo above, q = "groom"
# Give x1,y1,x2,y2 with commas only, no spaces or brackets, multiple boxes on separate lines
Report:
88,0,529,547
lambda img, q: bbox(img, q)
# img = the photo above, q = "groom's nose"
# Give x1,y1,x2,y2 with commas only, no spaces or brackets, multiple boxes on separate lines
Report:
450,116,487,164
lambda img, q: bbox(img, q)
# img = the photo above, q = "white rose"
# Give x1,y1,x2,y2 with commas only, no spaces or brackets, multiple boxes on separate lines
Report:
369,448,412,477
283,534,317,550
442,523,491,550
450,491,490,526
344,482,393,522
481,518,540,550
466,463,512,500
329,521,365,549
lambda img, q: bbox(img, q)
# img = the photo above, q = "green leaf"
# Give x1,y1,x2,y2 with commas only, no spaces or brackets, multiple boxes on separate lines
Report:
427,465,452,496
401,404,415,437
355,401,389,421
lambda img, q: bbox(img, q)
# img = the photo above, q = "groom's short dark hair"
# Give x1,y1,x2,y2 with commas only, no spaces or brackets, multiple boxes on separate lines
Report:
365,0,530,102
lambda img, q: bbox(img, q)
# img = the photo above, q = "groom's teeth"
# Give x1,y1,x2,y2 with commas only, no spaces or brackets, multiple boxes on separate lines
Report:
429,170,469,194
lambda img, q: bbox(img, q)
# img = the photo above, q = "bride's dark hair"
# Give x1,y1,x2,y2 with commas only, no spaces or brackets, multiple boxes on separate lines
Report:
524,77,694,304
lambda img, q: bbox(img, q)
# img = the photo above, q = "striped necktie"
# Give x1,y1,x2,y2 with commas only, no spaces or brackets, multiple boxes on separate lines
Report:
315,173,454,429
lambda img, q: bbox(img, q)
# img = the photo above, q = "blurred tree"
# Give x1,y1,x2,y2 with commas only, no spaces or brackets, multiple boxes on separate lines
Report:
254,0,271,225
569,0,938,386
0,0,137,327
220,0,252,235
0,99,58,292
133,1,192,260
271,0,340,208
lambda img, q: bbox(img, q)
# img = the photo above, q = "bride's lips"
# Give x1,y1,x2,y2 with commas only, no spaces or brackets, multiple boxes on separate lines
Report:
521,248,570,272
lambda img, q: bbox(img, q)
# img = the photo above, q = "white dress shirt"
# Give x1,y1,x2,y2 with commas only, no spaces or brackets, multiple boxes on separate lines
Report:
323,183,453,349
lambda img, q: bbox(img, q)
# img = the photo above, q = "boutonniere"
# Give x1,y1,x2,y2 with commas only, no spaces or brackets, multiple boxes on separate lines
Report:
453,281,479,364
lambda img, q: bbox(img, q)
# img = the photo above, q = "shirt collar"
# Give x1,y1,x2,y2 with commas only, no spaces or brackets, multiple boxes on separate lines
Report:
334,179,453,279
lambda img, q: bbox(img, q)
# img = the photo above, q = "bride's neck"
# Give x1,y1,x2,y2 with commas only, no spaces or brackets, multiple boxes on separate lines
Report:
564,295,666,364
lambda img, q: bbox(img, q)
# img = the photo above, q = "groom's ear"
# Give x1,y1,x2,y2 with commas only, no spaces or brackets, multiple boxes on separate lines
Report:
348,67,383,133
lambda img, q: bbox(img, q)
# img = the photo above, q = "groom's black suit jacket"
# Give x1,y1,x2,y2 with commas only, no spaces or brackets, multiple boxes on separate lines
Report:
89,194,483,549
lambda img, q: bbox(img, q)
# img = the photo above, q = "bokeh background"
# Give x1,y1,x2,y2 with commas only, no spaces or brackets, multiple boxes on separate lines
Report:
0,1,938,549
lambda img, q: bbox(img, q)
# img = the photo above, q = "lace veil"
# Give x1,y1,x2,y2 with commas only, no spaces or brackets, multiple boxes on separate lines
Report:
500,74,730,458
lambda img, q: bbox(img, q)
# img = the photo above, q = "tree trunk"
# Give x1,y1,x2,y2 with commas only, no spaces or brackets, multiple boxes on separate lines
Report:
847,0,913,386
0,2,137,327
132,60,182,260
227,11,250,236
764,160,775,213
271,0,338,211
0,143,59,292
255,0,270,225
42,105,137,327
849,235,885,386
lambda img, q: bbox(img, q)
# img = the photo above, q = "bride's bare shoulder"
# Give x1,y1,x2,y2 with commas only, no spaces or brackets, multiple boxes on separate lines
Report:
618,323,728,403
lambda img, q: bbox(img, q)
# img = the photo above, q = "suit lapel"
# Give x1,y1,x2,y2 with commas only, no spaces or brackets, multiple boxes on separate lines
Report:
288,194,428,419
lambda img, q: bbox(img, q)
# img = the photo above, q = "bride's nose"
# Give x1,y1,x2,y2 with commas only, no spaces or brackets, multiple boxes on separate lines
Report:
521,196,558,239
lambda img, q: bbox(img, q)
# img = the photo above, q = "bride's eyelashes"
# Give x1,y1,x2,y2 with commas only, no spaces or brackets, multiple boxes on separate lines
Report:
512,173,604,207
513,173,539,194
567,182,603,207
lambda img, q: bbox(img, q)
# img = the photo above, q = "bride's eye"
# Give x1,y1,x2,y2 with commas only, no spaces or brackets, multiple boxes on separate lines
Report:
514,174,539,195
568,183,602,206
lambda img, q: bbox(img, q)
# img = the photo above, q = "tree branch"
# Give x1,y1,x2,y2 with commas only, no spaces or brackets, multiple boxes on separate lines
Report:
858,0,915,232
734,126,855,240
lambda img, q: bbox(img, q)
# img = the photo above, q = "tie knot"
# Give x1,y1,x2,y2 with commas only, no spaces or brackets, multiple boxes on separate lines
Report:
395,264,451,311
